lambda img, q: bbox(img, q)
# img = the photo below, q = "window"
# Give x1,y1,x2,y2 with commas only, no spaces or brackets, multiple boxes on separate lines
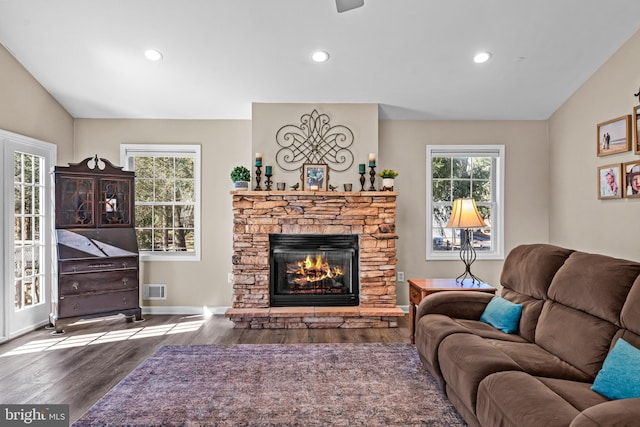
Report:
121,144,201,261
426,145,504,260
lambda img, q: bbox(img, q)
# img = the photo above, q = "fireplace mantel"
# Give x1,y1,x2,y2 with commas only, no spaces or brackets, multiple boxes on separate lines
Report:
226,190,404,328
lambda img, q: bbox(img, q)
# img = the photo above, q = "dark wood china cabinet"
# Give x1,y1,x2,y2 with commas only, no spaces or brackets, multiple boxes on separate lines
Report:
50,155,142,333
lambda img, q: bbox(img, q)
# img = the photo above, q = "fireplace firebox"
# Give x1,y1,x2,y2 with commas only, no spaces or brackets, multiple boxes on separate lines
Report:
269,234,359,307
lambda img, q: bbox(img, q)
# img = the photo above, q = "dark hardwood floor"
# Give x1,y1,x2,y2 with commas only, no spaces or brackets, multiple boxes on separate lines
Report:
0,314,411,424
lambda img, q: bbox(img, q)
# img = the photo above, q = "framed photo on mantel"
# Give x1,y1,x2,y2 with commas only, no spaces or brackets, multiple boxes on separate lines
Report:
302,163,328,191
597,115,631,156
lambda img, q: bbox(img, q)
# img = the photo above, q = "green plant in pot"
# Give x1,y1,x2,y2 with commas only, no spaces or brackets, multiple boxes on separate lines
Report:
230,166,251,190
378,169,398,191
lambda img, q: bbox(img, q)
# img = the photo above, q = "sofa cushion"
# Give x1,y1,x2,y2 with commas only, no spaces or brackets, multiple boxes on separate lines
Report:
570,398,640,427
477,371,580,427
499,243,573,299
548,251,640,327
438,334,523,413
415,314,528,387
498,244,573,342
592,338,640,400
536,377,607,412
500,288,544,342
535,301,619,379
488,339,592,382
480,296,523,334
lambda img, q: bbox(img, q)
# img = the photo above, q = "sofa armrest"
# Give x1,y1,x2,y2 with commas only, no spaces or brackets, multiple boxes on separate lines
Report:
570,398,640,427
415,291,494,322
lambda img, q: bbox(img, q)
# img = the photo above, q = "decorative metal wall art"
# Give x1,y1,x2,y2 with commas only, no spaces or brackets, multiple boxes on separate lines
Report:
275,109,354,173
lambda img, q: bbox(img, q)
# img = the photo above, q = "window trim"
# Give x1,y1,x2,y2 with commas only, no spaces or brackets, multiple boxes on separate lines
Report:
120,144,201,262
426,144,505,261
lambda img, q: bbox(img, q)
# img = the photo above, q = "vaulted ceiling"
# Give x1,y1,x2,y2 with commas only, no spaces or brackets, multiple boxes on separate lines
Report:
1,0,639,120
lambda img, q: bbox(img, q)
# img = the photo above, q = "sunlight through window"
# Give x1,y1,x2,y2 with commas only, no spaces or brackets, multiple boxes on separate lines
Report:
0,319,205,357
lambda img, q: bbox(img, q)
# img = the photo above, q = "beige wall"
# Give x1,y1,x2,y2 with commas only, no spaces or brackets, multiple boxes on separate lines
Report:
73,119,251,309
380,120,550,303
252,103,378,189
0,44,73,160
549,29,640,260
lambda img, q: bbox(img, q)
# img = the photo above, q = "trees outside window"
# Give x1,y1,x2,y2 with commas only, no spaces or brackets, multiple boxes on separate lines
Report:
121,145,201,261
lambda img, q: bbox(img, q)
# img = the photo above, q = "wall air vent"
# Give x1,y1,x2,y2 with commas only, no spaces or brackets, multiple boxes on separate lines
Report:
143,284,167,300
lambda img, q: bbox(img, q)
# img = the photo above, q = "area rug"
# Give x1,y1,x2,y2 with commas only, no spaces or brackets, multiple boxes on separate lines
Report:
73,343,466,427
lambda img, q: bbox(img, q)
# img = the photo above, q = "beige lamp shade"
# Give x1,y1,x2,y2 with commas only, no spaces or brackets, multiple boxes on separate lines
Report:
446,198,486,229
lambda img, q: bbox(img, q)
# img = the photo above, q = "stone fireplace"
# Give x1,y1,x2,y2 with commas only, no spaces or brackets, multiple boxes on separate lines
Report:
225,190,404,328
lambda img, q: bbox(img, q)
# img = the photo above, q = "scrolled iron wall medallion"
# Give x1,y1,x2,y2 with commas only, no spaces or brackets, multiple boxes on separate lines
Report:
275,110,355,175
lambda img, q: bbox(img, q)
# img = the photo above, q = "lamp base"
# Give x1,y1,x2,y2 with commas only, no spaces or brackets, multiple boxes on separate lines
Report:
455,270,484,286
455,229,483,286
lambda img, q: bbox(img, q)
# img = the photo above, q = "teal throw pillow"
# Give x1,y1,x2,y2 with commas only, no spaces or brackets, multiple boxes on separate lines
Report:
592,338,640,400
479,296,523,334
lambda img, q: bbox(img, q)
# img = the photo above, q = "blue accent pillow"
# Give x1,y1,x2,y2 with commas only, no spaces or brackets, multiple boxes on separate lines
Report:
592,338,640,400
479,296,523,334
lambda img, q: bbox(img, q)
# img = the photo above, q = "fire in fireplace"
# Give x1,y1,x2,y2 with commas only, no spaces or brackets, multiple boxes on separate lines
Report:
269,234,359,306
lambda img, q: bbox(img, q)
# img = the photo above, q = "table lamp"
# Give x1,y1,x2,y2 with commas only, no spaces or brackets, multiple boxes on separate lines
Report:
446,198,486,285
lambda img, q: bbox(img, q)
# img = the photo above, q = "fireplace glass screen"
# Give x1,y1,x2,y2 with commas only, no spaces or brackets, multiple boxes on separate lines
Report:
270,234,359,306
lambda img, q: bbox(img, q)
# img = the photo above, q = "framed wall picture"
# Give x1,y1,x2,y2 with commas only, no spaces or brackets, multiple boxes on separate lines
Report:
623,161,640,198
597,115,632,156
597,164,622,199
634,106,640,154
302,163,328,191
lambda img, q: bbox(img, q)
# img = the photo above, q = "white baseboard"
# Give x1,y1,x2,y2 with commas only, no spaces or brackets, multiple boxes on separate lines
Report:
142,305,409,315
141,306,230,316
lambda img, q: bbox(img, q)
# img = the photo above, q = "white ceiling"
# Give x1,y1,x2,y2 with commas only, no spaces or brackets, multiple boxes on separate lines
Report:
1,0,639,120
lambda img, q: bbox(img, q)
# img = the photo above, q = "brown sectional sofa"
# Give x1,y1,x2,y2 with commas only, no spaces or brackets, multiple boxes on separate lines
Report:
415,244,640,427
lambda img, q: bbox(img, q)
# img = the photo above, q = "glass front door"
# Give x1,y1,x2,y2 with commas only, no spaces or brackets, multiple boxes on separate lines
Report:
1,131,56,341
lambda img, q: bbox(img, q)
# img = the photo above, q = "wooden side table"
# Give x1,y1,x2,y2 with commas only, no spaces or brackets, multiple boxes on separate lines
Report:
408,278,497,344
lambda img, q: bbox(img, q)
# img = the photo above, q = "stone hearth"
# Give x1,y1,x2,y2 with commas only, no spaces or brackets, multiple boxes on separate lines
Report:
225,190,404,328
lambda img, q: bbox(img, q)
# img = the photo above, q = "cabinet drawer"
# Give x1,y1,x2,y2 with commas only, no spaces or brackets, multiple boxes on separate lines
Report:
59,256,137,274
59,270,138,295
58,289,139,318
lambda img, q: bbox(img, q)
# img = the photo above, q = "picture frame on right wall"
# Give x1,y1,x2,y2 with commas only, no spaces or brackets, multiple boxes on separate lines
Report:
623,160,640,198
597,115,632,156
598,164,622,199
634,105,640,154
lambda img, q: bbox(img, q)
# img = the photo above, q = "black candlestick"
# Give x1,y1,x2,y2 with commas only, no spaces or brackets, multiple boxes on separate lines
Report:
265,174,273,191
254,166,262,191
359,173,366,191
368,166,377,191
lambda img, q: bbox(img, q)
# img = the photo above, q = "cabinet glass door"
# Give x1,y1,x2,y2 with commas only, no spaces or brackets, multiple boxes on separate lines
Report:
56,176,94,227
100,178,132,226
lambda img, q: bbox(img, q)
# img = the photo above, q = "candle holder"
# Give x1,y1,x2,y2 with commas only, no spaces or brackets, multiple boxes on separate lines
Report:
359,172,366,191
368,166,377,191
265,173,273,191
254,165,262,191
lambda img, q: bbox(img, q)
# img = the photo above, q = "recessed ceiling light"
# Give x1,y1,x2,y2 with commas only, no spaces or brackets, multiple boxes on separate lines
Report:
144,49,163,61
473,51,492,64
311,50,330,63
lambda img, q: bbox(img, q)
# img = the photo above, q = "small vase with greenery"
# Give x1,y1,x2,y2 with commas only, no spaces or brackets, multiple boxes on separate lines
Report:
378,169,399,179
378,169,398,191
230,166,251,190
